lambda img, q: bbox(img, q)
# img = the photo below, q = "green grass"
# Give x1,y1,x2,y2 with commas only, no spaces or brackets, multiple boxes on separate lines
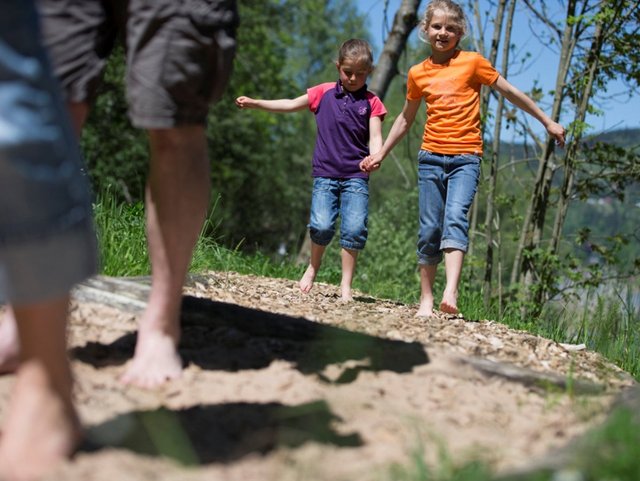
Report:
93,191,149,276
93,191,304,280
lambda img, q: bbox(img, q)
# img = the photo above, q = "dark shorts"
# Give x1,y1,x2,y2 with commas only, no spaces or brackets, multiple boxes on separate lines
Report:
36,0,239,128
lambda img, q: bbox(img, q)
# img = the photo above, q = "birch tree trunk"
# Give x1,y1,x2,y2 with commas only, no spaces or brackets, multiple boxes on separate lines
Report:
549,20,605,256
510,0,577,288
482,0,516,308
468,0,508,259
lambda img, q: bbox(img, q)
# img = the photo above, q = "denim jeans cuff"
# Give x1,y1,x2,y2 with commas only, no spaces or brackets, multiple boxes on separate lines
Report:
340,241,365,251
441,239,468,252
310,238,331,247
417,253,443,265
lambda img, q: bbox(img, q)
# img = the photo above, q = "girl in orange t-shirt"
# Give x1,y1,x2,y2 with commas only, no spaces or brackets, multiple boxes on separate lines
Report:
361,0,565,318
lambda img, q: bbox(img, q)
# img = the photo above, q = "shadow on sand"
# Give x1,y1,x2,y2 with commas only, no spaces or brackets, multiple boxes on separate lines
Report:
72,294,429,384
82,400,361,465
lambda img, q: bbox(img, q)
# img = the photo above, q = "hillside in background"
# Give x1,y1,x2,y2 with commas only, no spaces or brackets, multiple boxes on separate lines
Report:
493,127,640,159
590,127,640,149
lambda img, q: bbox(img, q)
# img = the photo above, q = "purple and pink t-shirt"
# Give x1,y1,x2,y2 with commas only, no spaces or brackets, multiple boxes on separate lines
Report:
307,81,386,179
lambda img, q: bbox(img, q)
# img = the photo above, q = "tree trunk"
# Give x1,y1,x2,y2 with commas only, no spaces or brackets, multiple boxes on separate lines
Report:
368,0,422,100
468,0,508,260
550,20,605,256
510,0,577,289
483,0,515,309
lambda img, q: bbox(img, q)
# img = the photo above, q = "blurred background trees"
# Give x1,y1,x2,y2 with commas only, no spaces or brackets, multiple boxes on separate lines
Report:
80,0,640,318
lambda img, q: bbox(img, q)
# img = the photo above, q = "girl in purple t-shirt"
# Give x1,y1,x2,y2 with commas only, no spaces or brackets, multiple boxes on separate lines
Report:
236,39,386,301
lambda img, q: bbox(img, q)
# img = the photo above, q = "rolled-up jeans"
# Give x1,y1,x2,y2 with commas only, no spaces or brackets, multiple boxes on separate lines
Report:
416,150,481,265
308,177,369,251
0,0,97,304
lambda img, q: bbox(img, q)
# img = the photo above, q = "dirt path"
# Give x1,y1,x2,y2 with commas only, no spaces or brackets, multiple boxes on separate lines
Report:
0,271,635,480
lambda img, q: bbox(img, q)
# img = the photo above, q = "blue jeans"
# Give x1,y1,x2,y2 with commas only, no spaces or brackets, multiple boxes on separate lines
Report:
416,150,481,265
308,177,369,250
0,0,97,303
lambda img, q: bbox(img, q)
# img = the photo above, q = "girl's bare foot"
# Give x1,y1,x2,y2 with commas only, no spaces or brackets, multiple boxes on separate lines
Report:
340,283,353,302
299,264,318,293
415,297,435,318
120,328,182,389
0,363,81,481
439,289,459,314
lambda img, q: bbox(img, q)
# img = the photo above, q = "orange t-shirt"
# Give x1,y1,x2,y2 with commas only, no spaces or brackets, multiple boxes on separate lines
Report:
406,50,499,155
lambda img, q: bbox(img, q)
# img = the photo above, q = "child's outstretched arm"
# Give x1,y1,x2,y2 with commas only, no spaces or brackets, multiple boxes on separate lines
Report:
491,75,566,147
360,98,421,172
235,94,309,113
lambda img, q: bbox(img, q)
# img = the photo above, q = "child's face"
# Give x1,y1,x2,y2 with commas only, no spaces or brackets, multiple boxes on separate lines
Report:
336,58,371,92
426,9,461,54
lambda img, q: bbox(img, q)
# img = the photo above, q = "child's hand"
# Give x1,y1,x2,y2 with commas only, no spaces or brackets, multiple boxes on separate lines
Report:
235,96,255,109
360,154,383,173
547,121,566,148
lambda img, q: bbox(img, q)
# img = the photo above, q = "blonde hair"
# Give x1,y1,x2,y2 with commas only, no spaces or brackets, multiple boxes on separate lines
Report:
420,0,468,38
337,39,374,69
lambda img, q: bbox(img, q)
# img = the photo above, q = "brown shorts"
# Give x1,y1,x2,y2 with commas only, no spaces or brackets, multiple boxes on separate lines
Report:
36,0,238,128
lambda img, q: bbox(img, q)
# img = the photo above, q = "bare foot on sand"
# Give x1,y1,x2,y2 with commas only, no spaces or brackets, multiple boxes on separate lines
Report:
439,289,459,315
340,283,353,303
0,363,81,481
0,314,20,374
120,329,182,389
299,264,318,294
415,296,435,318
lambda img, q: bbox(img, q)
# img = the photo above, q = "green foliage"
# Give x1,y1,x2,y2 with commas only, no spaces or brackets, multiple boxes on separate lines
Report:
389,453,492,481
357,189,420,302
560,286,640,377
93,190,149,276
81,47,148,202
569,408,640,480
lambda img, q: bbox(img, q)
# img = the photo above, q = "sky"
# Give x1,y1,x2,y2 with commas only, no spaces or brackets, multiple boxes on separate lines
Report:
356,0,640,138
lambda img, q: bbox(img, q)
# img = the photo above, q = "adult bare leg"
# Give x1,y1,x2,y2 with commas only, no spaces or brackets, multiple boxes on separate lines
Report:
299,241,326,294
339,248,358,302
416,264,437,317
120,126,210,388
0,311,19,374
0,102,89,378
66,103,90,136
0,295,81,481
440,248,464,314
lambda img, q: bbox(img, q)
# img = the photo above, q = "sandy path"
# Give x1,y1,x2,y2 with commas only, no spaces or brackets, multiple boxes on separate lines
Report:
0,271,635,480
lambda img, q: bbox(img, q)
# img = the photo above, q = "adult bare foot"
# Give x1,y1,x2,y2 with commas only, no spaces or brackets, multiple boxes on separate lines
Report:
0,314,20,374
120,329,182,389
299,264,318,294
0,363,81,481
439,289,459,314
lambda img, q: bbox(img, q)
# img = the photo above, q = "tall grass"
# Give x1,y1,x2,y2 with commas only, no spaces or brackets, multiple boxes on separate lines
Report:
93,190,303,280
93,190,149,276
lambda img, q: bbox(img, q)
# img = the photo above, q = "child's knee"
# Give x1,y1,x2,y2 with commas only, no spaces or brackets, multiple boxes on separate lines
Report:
309,224,335,246
339,225,367,250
